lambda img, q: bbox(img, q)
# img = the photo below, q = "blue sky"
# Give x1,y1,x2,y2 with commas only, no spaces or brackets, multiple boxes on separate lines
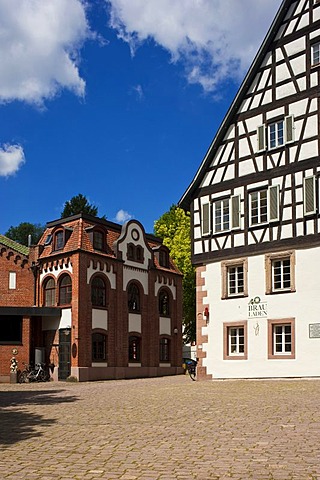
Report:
0,0,281,235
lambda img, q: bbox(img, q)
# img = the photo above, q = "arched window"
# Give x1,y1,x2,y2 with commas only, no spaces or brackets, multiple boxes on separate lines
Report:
91,276,106,307
160,338,170,362
136,246,143,262
129,335,141,362
159,290,170,316
44,277,56,306
128,283,140,312
59,274,72,305
92,333,107,361
127,244,135,260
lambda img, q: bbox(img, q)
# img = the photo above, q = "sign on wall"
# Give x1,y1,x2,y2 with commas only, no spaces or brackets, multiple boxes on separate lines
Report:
309,323,320,338
248,296,267,319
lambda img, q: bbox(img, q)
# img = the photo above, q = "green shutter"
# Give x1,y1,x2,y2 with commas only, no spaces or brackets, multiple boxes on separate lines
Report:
285,115,294,143
269,185,280,222
231,195,241,229
304,176,316,215
202,203,211,235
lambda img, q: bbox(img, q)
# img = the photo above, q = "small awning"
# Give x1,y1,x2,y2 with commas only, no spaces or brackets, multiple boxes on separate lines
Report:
0,306,62,317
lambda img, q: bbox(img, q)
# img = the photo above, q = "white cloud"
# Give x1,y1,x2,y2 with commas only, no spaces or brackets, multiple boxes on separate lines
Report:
0,144,25,177
107,0,281,93
0,0,91,106
115,209,133,224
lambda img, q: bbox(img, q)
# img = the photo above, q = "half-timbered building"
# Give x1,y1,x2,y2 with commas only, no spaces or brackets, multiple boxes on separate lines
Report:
0,214,183,382
180,0,320,379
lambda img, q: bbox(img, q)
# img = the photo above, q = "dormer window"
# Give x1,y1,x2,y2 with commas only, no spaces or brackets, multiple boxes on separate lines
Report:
159,249,169,268
54,230,64,251
93,230,104,251
127,244,144,263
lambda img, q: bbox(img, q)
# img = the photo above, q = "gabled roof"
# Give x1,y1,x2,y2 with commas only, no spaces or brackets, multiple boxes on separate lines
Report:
179,0,290,210
0,234,29,256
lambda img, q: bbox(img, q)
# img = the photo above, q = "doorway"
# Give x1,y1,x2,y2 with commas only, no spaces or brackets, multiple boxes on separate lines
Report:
58,328,71,380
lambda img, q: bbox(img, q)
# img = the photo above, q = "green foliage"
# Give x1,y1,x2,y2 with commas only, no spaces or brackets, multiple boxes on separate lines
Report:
61,193,98,218
154,205,196,344
5,222,45,246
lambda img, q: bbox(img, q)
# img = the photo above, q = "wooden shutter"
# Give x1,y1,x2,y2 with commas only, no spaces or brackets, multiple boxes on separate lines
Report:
304,176,316,215
201,203,211,235
257,125,266,152
285,115,294,143
231,195,241,229
268,185,280,222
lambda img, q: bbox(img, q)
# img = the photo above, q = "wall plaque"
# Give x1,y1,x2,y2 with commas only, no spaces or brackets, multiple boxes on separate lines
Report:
309,323,320,338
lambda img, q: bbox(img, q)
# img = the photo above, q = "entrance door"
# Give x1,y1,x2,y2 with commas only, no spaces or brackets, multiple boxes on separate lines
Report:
58,329,71,380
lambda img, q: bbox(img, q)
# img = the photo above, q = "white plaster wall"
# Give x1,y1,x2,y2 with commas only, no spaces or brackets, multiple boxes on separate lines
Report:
202,247,320,378
40,264,72,282
42,309,71,331
129,313,141,333
92,309,108,330
123,267,148,294
160,317,171,335
87,261,116,289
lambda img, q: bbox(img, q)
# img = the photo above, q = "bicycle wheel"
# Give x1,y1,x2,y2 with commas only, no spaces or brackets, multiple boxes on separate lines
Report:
37,370,47,382
188,366,196,381
18,371,29,383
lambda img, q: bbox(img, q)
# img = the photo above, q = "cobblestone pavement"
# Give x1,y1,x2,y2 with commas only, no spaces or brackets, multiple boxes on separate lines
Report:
0,375,320,480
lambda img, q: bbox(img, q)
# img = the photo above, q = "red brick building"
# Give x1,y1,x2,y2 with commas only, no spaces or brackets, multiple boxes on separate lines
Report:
0,214,183,382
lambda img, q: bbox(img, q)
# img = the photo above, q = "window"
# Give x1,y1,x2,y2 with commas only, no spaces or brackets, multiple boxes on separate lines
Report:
91,276,106,307
9,272,16,290
136,246,143,262
93,230,104,251
44,277,56,306
221,258,248,299
127,244,135,260
269,121,284,149
128,283,140,312
159,290,170,316
92,333,107,361
265,251,295,294
249,186,280,226
250,189,268,225
268,318,295,359
160,338,170,362
0,315,22,344
129,335,141,362
257,116,294,151
214,199,229,232
54,230,64,251
223,322,247,360
159,249,169,268
59,274,72,305
312,42,320,66
127,244,144,263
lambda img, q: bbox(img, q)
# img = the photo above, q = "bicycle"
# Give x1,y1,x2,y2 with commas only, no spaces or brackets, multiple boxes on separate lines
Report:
184,358,197,381
19,362,50,383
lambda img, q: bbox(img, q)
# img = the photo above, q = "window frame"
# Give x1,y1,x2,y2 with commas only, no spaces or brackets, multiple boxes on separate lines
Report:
312,41,320,66
249,189,268,226
223,321,248,360
92,332,107,362
268,318,295,360
128,282,141,313
159,289,170,316
91,276,107,308
265,251,295,295
43,277,56,306
268,120,284,149
129,335,141,362
221,258,248,299
93,230,104,251
58,274,72,306
159,337,171,362
213,198,230,233
54,230,64,251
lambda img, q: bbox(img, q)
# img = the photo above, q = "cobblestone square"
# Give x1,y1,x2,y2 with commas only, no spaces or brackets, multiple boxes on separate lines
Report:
0,375,320,479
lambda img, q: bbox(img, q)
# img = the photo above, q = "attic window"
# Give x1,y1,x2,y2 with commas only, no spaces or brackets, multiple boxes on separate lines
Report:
159,249,169,268
93,230,104,251
54,230,64,251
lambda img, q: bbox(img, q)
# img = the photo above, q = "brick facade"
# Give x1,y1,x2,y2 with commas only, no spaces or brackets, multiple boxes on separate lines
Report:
0,215,183,382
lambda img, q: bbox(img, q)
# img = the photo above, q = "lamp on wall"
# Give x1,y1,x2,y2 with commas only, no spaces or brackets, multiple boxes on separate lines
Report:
173,327,179,334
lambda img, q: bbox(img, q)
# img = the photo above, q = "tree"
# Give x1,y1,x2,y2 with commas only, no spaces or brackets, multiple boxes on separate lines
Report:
61,194,98,218
154,205,196,343
5,222,45,246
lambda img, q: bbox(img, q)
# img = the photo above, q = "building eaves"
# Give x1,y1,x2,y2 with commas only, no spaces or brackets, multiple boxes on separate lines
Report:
0,234,29,256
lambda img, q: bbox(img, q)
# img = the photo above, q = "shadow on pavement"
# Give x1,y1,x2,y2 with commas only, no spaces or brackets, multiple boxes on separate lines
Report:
0,389,78,446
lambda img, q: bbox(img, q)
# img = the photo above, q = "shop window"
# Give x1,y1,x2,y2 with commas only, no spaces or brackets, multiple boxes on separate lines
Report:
0,316,22,344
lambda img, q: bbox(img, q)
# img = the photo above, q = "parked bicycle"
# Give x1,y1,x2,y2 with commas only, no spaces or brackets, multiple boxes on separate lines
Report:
19,362,50,383
183,358,197,381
